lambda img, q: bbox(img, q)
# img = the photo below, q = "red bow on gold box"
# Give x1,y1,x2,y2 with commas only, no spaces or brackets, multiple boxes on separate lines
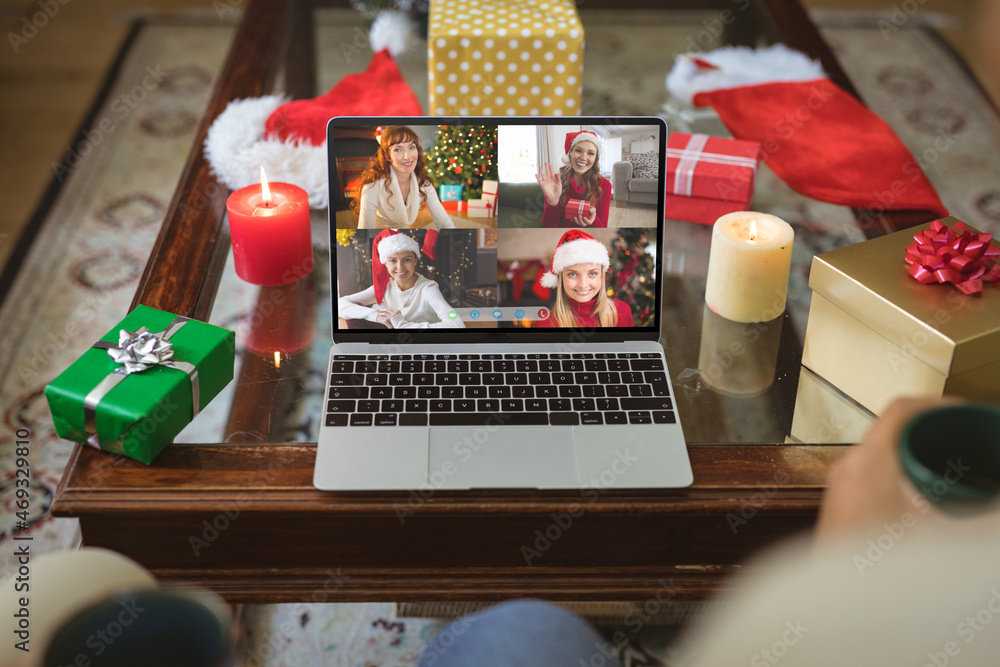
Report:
905,219,1000,295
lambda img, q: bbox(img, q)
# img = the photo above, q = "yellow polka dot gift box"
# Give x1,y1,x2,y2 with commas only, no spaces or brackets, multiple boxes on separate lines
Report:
428,0,584,116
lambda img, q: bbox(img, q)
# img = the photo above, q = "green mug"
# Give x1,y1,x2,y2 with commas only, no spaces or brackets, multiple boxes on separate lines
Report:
899,403,1000,511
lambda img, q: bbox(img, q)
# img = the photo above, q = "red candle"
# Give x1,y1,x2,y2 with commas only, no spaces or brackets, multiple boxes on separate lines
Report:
226,168,314,286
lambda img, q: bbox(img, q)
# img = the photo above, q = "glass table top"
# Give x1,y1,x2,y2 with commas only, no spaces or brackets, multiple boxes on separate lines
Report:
177,5,879,447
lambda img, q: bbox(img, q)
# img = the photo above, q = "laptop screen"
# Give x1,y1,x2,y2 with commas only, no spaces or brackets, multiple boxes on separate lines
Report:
327,116,665,342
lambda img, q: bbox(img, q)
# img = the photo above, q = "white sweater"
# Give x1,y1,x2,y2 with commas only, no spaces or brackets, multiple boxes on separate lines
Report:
338,274,465,329
676,507,1000,667
358,177,456,230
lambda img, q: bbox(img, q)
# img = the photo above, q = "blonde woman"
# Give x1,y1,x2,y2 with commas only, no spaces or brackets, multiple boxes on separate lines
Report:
532,230,633,328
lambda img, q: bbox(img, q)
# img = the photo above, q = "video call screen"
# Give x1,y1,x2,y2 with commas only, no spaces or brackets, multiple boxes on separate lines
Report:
329,119,663,333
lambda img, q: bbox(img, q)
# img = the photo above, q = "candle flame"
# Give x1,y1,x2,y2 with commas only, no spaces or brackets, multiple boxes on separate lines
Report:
260,166,272,205
274,350,281,368
749,219,758,242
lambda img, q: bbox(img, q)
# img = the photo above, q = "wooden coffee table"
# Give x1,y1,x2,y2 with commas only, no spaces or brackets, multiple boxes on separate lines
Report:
52,0,936,604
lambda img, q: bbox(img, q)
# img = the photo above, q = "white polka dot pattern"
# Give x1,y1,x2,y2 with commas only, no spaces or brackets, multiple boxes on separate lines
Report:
427,0,584,116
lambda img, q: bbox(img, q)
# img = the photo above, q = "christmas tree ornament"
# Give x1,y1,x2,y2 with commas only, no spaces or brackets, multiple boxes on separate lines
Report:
667,44,948,217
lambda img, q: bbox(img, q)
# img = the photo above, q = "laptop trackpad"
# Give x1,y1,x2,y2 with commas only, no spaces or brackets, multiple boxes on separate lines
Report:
429,427,580,489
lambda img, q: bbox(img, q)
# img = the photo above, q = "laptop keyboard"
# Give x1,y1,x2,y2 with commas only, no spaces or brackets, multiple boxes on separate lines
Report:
325,353,676,427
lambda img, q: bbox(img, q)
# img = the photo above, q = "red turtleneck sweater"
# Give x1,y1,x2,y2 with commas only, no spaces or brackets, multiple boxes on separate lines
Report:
533,296,634,328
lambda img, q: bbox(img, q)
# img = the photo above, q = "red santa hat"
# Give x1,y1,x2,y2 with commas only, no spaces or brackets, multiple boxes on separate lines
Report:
666,44,948,216
371,230,421,305
204,15,421,210
539,230,610,288
560,130,601,164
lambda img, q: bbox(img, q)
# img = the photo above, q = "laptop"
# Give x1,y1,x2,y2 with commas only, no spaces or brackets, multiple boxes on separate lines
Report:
313,116,693,491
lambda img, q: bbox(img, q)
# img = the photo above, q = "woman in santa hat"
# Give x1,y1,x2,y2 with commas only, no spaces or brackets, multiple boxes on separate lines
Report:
351,125,456,230
339,230,465,329
533,230,634,328
536,129,612,229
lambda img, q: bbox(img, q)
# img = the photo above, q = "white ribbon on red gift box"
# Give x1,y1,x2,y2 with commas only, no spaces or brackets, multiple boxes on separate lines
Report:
564,198,595,219
667,133,760,197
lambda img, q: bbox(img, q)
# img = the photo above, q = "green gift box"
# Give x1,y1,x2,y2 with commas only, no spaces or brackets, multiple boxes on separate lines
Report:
45,305,235,464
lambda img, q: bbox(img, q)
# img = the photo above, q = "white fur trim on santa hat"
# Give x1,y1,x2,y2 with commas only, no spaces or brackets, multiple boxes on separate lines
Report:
560,130,600,165
666,43,826,105
203,95,330,209
377,233,421,264
370,10,413,58
539,236,610,288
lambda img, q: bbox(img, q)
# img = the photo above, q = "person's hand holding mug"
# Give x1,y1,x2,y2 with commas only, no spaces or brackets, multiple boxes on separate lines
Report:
815,397,956,546
817,396,1000,547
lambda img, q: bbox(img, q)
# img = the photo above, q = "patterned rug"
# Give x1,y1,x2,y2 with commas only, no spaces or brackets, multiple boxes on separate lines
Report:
3,7,1000,666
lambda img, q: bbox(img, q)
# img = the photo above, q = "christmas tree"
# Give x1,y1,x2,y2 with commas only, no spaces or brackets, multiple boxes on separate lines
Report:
425,125,499,200
610,229,656,327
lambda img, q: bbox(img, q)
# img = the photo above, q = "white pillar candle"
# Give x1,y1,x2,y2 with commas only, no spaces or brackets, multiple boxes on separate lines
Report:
705,212,794,323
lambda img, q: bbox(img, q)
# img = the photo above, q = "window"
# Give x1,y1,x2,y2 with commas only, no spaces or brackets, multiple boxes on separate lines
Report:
498,125,538,182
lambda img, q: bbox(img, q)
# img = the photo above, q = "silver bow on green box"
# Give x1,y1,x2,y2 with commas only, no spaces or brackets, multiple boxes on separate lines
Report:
84,316,200,452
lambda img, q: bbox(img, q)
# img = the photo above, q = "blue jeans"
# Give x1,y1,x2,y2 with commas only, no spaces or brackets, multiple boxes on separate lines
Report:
417,599,625,667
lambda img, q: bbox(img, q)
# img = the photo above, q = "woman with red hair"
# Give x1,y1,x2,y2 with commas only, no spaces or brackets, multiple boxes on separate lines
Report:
351,125,456,230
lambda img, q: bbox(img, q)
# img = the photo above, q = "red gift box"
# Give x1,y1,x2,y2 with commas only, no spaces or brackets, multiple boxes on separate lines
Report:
441,200,464,212
564,198,595,219
666,132,762,225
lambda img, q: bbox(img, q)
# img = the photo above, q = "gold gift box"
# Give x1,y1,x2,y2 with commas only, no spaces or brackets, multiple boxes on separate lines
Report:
801,217,1000,415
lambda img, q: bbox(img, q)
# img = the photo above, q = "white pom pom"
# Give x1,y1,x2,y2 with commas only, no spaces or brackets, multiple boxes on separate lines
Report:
203,95,330,209
370,10,414,58
666,44,825,104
